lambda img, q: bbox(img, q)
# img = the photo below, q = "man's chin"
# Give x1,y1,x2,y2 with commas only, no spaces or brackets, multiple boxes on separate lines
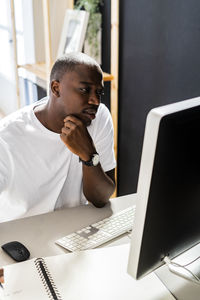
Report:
78,115,93,127
84,119,92,127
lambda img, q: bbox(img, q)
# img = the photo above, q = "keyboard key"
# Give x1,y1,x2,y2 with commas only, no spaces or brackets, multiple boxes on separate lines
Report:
55,206,136,252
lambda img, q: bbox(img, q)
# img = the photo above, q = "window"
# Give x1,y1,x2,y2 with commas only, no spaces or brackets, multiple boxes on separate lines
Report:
0,0,26,81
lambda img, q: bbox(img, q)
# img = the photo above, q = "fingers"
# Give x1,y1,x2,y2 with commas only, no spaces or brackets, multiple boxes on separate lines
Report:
64,120,76,130
60,115,95,158
64,115,82,125
63,115,83,132
61,127,70,135
60,118,81,138
0,268,4,284
60,132,67,142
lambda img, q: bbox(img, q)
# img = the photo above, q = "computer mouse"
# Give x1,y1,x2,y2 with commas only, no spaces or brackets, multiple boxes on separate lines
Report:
1,241,30,262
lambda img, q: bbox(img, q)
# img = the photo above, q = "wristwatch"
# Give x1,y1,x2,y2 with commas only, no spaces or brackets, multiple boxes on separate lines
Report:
79,153,100,167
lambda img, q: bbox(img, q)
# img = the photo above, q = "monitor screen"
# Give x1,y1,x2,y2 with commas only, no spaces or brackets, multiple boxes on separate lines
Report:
127,97,200,279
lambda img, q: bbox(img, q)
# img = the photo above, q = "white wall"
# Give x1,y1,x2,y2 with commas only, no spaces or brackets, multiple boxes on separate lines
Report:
0,0,19,115
32,0,73,63
50,0,73,61
0,0,73,116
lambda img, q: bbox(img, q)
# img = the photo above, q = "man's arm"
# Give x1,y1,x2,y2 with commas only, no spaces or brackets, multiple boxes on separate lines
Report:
0,268,4,284
60,115,116,207
82,166,115,207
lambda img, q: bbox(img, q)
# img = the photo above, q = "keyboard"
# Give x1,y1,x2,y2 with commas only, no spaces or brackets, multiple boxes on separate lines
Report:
55,206,136,252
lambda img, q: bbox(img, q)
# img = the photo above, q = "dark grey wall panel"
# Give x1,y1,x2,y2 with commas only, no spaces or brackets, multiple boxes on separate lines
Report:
118,0,200,195
101,1,111,110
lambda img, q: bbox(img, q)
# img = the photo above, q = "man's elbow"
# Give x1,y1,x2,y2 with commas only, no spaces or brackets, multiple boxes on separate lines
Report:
93,201,107,208
91,187,116,208
85,180,116,208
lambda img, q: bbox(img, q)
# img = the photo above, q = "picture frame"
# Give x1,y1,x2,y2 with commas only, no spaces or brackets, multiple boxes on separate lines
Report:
57,9,89,58
83,12,102,65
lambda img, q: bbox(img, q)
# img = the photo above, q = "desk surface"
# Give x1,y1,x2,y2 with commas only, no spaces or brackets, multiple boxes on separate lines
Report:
0,194,175,300
0,194,135,266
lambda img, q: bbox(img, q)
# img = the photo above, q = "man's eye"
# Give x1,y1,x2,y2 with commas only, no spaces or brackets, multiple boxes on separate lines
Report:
79,87,90,94
96,90,104,98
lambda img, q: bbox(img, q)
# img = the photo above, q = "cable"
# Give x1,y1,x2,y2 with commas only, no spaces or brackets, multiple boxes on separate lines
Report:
182,255,200,267
163,256,200,283
127,229,132,239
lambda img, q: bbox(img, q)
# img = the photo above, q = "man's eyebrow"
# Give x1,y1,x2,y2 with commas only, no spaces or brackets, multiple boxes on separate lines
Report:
79,81,93,85
79,81,104,88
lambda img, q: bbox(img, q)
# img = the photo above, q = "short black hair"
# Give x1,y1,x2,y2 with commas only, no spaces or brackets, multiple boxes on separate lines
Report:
50,52,102,82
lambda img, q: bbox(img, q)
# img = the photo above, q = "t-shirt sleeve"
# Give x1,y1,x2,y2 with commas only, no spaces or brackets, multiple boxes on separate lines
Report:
0,138,12,193
92,104,116,172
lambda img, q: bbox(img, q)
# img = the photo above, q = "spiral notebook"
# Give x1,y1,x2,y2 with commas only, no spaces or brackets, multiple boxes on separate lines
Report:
3,257,63,300
1,244,173,300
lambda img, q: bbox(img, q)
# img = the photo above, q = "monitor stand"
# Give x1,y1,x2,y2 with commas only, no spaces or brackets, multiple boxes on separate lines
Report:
155,243,200,300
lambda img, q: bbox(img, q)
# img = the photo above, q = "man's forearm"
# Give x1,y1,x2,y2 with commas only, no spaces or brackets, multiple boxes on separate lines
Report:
82,164,115,207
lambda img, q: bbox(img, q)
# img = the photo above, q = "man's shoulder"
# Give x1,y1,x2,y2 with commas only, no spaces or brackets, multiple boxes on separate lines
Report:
98,103,110,113
96,103,111,122
0,98,48,132
88,103,113,138
0,99,48,143
0,106,28,128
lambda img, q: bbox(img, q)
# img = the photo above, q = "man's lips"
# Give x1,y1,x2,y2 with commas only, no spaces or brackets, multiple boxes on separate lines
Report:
82,108,98,120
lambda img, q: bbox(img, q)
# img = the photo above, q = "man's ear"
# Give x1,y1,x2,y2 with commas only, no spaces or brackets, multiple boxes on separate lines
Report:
51,80,60,97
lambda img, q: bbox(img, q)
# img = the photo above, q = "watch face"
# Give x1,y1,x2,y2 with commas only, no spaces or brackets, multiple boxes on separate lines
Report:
92,154,100,166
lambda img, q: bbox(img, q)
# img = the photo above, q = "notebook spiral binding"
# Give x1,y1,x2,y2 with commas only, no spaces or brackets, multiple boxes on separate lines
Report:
34,258,63,300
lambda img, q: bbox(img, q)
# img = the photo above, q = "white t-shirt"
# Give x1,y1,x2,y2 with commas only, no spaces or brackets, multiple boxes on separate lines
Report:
0,99,116,222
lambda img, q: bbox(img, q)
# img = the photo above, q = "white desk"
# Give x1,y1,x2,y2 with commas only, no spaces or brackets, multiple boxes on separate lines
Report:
0,194,175,299
155,242,200,300
0,194,135,265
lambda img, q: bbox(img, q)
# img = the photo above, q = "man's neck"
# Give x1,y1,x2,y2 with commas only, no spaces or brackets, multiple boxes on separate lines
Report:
34,102,62,134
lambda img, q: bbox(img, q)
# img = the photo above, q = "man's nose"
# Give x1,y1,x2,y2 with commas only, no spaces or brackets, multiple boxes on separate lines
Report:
88,92,100,105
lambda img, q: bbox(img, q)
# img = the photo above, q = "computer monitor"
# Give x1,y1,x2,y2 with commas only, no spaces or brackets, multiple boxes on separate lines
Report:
127,96,200,280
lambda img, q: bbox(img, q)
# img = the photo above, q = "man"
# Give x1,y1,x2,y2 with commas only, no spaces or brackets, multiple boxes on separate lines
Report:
0,53,116,223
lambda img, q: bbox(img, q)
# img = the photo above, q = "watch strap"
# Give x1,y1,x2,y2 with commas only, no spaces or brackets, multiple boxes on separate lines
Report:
79,153,99,167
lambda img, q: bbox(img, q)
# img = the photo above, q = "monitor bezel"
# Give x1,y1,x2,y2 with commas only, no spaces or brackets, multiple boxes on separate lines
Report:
127,96,200,279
